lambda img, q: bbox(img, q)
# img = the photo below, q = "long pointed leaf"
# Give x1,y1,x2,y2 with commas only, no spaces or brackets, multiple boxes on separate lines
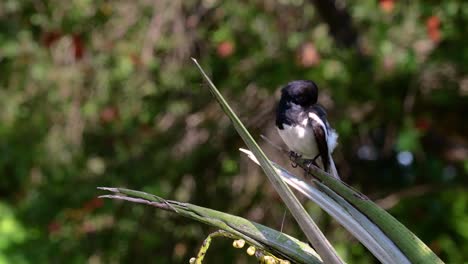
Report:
98,187,322,264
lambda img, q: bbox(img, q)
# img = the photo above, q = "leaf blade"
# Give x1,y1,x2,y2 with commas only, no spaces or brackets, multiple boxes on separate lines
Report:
98,187,322,264
291,157,444,264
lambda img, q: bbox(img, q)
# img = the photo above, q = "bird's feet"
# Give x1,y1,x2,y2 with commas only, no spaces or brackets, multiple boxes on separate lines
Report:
302,154,321,175
304,159,319,174
288,151,302,168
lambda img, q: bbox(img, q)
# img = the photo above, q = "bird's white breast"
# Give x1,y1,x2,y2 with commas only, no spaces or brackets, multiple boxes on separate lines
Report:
277,118,318,159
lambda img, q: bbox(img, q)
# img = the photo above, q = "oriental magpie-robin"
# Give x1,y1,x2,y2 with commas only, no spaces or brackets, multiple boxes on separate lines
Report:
276,80,339,178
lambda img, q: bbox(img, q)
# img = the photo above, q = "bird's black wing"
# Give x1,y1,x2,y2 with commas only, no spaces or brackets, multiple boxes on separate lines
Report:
310,105,330,131
310,117,330,172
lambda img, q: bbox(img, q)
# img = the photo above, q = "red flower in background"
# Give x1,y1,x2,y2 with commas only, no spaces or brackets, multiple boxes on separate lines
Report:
379,0,394,13
100,106,120,124
297,42,320,67
42,31,86,61
426,15,441,43
72,34,85,60
217,41,235,58
42,31,62,47
415,118,431,132
48,221,61,234
83,197,104,212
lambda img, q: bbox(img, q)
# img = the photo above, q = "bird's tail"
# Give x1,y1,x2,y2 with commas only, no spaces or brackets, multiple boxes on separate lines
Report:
328,155,340,179
317,154,340,179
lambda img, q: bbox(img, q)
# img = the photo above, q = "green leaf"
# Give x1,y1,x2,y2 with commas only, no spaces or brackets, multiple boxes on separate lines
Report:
98,187,322,264
289,158,444,264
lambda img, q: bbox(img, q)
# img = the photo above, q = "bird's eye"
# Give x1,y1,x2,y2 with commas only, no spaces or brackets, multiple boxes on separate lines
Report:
298,95,307,103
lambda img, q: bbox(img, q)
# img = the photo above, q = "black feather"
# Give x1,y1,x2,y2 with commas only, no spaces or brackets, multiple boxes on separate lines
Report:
310,117,330,172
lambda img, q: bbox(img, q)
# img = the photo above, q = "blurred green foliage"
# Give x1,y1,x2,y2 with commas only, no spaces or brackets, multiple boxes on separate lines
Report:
0,0,467,263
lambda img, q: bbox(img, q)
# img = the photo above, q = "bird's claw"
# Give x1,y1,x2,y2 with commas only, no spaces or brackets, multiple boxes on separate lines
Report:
289,151,301,168
305,159,318,174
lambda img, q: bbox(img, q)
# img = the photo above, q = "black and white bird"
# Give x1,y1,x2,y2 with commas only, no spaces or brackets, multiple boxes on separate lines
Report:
275,80,339,178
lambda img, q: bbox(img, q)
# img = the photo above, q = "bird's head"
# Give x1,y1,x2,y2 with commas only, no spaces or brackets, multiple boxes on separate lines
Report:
280,80,318,107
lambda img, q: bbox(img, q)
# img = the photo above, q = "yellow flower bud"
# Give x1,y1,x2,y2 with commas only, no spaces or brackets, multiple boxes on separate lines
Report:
232,239,246,248
263,256,276,264
246,246,256,256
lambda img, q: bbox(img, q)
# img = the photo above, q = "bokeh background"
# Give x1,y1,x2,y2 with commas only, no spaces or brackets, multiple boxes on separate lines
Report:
1,0,467,263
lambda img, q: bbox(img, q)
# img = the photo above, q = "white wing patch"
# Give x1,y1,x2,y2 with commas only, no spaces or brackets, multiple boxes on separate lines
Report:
308,112,326,130
309,112,338,153
328,129,338,152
